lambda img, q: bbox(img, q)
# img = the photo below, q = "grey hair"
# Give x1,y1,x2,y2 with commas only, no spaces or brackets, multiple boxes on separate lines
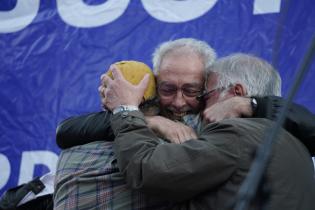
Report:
207,53,281,96
152,38,217,75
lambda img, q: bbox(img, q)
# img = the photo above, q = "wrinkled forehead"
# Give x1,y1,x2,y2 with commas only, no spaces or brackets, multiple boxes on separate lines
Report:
157,72,205,88
157,52,205,86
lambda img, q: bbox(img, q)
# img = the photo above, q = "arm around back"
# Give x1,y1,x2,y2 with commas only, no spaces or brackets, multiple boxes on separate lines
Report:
111,111,239,201
255,96,315,156
56,111,114,149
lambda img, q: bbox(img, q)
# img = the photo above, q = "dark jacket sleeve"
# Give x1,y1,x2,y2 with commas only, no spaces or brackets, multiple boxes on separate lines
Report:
56,111,115,149
111,111,239,201
254,96,315,156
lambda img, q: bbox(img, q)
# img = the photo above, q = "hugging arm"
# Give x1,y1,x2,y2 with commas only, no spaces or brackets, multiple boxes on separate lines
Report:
56,111,114,149
56,110,195,149
203,95,315,155
255,96,315,155
111,111,239,202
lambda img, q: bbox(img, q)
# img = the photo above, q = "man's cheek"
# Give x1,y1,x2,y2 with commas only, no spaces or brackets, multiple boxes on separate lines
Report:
186,99,201,113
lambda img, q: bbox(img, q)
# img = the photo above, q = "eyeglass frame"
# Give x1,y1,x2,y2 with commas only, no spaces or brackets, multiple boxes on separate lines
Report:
157,82,204,99
196,85,231,101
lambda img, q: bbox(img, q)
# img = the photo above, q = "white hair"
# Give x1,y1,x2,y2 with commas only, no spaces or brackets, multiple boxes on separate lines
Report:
207,53,281,96
152,38,217,75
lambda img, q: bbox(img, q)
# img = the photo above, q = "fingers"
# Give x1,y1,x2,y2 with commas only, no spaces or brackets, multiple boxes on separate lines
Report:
203,109,219,123
188,127,197,139
171,135,181,144
98,85,105,97
137,73,150,98
98,85,105,107
101,74,112,88
172,123,197,144
98,65,124,111
180,125,197,142
203,106,237,123
99,74,112,102
148,116,197,144
100,73,107,87
111,65,124,80
203,108,213,123
138,73,150,88
99,73,112,109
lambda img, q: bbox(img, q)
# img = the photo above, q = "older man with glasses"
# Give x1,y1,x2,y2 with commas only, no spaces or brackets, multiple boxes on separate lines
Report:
54,38,217,209
57,38,216,147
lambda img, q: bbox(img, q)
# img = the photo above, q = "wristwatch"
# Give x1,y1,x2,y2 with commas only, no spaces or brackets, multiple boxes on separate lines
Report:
250,97,258,114
113,105,139,114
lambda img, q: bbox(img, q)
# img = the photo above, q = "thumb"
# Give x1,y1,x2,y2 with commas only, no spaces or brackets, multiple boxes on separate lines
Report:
137,73,150,92
111,65,124,81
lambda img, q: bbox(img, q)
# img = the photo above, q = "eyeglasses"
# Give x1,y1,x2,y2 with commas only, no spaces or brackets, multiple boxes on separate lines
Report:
196,86,227,101
158,83,203,98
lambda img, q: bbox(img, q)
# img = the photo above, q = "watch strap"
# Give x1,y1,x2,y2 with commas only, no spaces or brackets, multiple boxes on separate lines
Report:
113,105,139,114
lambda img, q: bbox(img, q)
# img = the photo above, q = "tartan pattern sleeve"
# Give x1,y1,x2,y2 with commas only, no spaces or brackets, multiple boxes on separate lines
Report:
53,141,169,210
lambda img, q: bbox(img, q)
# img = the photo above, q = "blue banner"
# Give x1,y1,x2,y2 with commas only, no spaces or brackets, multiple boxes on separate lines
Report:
0,0,314,195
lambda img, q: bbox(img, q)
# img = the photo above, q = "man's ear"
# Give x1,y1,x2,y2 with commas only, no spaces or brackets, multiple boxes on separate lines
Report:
232,84,246,96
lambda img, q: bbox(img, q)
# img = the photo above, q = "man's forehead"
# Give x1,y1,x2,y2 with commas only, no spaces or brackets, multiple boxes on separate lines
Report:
157,61,205,78
160,51,204,68
157,73,204,85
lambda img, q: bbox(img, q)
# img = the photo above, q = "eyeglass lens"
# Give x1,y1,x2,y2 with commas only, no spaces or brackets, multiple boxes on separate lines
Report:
158,83,202,97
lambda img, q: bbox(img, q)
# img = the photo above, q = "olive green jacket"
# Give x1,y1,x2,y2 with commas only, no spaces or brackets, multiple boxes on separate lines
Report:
111,111,315,210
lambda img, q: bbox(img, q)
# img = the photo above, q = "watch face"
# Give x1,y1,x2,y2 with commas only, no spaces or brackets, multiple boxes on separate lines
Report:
251,97,258,112
252,98,257,105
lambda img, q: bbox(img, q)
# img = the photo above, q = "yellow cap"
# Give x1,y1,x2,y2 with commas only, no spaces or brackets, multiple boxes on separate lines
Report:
106,61,156,101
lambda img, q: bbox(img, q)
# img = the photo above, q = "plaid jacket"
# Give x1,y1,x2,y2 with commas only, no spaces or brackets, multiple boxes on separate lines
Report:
54,141,169,210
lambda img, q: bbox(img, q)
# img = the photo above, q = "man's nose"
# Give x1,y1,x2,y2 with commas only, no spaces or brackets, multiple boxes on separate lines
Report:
172,90,186,109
